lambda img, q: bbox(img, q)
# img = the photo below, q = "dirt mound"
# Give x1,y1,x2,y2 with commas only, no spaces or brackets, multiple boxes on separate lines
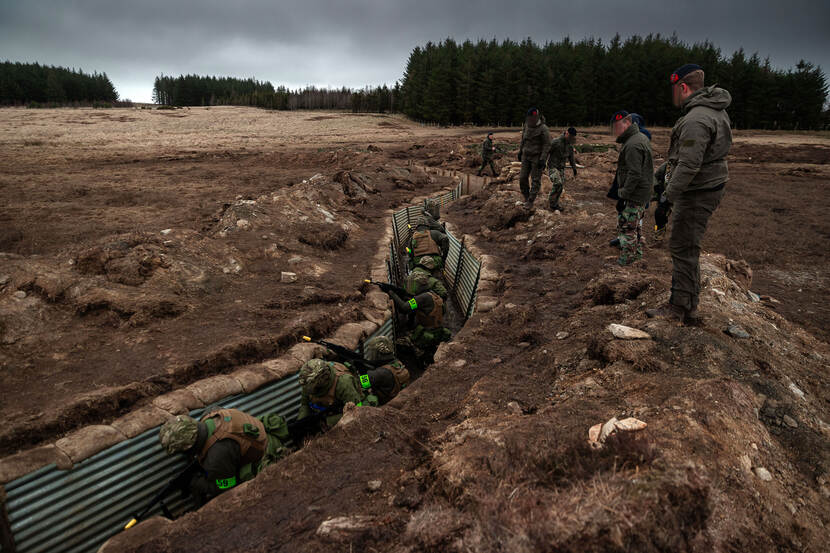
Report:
479,190,532,230
76,233,169,286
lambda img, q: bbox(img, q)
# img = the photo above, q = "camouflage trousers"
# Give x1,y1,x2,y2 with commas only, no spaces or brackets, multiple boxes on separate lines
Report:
617,202,645,266
547,166,565,209
478,158,496,176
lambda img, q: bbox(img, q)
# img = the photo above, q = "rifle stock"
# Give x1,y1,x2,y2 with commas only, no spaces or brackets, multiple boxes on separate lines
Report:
124,459,198,530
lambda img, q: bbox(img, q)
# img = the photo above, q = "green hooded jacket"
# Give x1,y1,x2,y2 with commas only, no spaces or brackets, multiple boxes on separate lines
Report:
519,115,552,162
665,85,732,201
615,123,654,206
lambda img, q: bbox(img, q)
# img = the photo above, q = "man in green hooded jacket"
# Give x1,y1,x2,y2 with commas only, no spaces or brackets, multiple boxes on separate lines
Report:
518,107,552,208
611,111,654,265
647,64,732,324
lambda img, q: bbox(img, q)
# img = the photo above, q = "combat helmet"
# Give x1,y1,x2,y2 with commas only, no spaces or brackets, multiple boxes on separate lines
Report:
364,336,396,363
413,216,429,229
416,256,438,271
298,359,333,395
159,415,199,455
404,268,432,295
424,201,440,220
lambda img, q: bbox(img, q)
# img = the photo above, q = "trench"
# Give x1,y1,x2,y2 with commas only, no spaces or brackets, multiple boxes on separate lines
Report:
0,172,485,553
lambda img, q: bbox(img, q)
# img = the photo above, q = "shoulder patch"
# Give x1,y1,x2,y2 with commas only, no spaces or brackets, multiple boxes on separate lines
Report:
681,139,697,147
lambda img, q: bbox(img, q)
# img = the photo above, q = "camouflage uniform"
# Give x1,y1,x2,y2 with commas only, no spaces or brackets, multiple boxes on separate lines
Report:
394,268,450,357
408,218,448,273
359,336,410,405
614,123,654,265
296,359,373,429
546,134,576,210
477,135,497,176
518,111,552,206
158,409,290,507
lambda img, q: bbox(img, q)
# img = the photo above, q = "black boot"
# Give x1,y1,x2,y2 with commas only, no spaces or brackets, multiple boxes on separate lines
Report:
609,237,621,248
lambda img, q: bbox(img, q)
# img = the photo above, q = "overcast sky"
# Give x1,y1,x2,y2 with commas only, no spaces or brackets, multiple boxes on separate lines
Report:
1,0,828,103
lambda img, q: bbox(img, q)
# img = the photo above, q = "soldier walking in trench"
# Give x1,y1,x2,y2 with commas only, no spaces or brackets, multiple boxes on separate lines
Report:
477,131,497,176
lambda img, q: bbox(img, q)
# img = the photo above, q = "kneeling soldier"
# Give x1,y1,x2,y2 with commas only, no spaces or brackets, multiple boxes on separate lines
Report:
159,408,290,507
296,358,375,430
359,336,410,405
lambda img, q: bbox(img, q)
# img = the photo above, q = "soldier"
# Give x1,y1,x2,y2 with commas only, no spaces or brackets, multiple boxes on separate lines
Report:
477,132,497,176
359,336,410,405
546,127,578,211
609,114,651,248
296,358,375,430
647,64,732,324
517,108,552,209
611,111,654,265
382,267,450,362
408,216,448,272
158,408,290,507
423,200,443,231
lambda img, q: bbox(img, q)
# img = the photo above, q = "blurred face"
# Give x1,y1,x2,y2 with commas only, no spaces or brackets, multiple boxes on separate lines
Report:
612,118,631,138
527,112,539,126
672,82,691,107
567,134,577,144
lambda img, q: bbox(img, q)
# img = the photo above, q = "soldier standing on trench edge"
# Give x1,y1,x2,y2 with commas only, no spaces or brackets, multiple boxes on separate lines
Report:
517,108,552,209
646,64,732,324
610,111,654,265
546,127,578,211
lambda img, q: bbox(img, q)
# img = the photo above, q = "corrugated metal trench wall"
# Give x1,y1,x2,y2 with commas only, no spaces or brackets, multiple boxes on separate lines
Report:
0,182,481,553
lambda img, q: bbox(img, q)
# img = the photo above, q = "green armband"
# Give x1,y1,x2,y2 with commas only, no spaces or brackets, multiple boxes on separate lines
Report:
355,401,363,407
359,374,371,389
408,298,418,310
216,476,236,489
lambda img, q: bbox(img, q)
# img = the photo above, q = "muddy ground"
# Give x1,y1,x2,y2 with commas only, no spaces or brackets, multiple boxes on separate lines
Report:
1,108,829,552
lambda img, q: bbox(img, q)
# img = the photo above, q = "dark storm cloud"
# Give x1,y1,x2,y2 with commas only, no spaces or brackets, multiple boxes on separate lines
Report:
1,0,828,102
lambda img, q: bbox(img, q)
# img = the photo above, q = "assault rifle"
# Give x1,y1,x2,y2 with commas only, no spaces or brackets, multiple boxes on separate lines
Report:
286,410,328,443
124,459,199,529
364,279,412,299
301,335,380,372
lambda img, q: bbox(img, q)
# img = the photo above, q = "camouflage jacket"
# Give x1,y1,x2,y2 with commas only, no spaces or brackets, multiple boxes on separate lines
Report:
547,134,575,170
482,137,496,160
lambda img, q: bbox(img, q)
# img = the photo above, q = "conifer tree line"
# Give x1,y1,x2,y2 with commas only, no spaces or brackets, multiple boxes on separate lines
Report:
399,35,828,130
153,74,399,113
0,61,118,106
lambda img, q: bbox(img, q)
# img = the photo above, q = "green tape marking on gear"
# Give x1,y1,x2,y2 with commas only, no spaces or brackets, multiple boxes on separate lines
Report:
360,374,371,389
216,476,236,489
408,298,418,310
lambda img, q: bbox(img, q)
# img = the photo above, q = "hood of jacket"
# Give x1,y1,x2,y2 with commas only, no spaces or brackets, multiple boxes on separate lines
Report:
682,85,732,113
